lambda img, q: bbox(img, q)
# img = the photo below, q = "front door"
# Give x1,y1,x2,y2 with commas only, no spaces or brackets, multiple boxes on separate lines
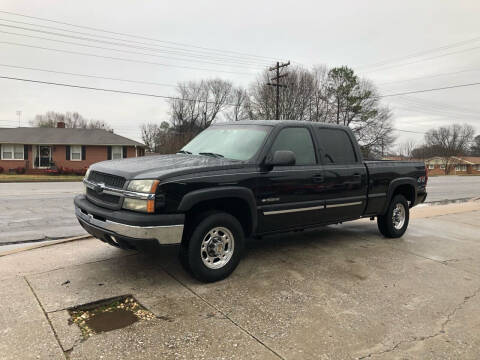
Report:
256,126,325,233
39,146,51,168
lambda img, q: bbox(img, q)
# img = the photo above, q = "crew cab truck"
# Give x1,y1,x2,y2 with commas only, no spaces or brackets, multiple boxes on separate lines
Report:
74,120,427,282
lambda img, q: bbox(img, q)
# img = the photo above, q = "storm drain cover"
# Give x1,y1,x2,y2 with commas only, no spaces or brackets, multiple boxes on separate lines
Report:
69,295,155,338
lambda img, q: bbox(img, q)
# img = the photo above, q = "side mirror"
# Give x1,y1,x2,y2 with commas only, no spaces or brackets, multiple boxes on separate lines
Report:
265,150,296,167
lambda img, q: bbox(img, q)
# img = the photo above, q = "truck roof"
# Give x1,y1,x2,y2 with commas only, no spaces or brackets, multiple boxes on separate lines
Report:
214,120,351,130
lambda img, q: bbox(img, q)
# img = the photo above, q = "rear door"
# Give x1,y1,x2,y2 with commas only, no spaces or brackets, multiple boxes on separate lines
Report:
314,127,367,222
256,126,325,233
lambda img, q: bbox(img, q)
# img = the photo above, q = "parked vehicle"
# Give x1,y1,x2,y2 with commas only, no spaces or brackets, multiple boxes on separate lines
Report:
74,120,427,282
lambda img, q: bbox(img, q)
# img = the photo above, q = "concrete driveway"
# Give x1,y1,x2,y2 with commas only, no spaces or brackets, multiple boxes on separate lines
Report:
1,201,479,359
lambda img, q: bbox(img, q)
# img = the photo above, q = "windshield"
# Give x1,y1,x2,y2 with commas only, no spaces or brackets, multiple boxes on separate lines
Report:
181,125,271,161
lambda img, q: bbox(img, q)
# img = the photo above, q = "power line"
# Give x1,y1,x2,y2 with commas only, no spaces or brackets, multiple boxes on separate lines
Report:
0,29,264,70
0,75,243,106
0,18,273,66
380,82,480,98
361,45,480,74
391,96,480,117
0,23,270,67
0,41,254,76
377,67,480,87
0,63,177,88
0,10,285,63
394,129,425,134
357,35,480,70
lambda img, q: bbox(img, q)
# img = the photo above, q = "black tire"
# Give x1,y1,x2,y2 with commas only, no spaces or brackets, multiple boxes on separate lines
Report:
377,194,409,238
181,211,244,283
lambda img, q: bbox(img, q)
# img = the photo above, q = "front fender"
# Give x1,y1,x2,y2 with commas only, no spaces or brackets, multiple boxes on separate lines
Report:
177,186,257,233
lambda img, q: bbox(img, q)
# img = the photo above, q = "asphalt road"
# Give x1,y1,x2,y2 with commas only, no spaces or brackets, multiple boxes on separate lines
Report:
0,175,479,245
0,182,85,244
426,175,480,203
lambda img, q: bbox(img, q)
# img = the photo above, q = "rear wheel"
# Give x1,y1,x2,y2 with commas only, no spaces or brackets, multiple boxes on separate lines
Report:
180,212,244,282
377,194,409,238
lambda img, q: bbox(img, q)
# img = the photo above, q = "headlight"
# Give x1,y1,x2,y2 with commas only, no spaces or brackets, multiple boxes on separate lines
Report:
123,179,159,213
84,167,91,180
123,198,152,212
127,180,157,193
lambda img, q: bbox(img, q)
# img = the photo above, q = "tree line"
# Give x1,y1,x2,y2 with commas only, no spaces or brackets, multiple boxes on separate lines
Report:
31,111,112,131
141,65,395,158
396,124,479,174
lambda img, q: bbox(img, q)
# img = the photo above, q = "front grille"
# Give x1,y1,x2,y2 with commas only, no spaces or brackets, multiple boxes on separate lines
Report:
86,188,121,204
88,171,125,189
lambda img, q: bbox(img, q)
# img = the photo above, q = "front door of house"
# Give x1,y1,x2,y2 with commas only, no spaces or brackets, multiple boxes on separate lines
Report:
39,146,51,167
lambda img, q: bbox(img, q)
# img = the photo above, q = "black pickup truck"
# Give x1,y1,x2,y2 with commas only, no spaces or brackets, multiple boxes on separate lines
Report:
74,120,427,282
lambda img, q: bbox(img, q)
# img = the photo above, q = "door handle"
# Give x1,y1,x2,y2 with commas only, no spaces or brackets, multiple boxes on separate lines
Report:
312,174,324,183
353,173,362,181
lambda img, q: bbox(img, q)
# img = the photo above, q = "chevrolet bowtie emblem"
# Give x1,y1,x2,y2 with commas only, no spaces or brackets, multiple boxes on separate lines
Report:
94,183,105,194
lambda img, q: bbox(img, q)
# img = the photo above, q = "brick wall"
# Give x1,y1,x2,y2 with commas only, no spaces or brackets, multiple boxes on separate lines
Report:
0,144,141,173
53,145,108,170
427,164,480,175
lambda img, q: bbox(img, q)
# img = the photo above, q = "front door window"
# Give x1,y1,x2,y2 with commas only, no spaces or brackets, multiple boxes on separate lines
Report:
39,146,51,167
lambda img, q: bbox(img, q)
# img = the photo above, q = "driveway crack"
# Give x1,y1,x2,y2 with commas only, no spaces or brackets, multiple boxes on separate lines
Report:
24,276,68,359
358,286,480,359
161,268,285,360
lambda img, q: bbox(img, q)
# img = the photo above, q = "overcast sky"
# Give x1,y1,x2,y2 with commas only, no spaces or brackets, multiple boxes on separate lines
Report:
1,0,479,147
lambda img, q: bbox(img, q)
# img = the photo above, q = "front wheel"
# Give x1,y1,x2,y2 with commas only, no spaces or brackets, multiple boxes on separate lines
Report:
377,195,409,238
182,212,244,282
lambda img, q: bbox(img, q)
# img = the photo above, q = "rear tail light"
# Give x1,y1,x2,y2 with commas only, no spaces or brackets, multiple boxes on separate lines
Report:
425,164,428,185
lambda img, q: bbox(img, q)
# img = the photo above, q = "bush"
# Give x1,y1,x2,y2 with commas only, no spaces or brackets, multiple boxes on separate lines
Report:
0,166,3,173
15,167,26,174
74,168,87,176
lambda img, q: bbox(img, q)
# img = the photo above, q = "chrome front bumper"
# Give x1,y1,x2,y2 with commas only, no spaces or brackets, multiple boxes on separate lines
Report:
75,206,183,245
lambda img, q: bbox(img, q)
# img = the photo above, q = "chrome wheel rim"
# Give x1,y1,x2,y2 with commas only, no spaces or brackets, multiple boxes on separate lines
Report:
392,203,406,230
200,227,235,269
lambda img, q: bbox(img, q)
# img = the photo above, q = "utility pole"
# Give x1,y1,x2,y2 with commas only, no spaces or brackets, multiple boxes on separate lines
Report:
267,61,290,120
16,110,22,127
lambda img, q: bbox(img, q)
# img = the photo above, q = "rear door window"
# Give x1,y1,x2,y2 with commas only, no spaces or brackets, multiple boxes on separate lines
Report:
315,128,357,164
270,127,316,165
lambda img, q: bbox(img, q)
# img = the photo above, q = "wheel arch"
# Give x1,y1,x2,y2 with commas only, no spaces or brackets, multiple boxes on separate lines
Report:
381,178,417,214
178,187,257,237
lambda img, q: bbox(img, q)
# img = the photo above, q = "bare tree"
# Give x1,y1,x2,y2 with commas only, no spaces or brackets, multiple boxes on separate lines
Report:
397,140,417,159
470,135,480,156
31,111,112,130
169,79,233,132
425,124,475,174
224,87,249,121
247,65,394,156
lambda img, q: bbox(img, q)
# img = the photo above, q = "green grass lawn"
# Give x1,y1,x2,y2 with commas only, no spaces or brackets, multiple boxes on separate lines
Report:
0,174,84,182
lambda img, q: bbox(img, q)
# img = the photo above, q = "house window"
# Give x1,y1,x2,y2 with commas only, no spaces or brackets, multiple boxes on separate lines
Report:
112,146,123,160
428,164,434,169
455,165,467,172
71,145,82,161
1,144,24,160
440,164,445,169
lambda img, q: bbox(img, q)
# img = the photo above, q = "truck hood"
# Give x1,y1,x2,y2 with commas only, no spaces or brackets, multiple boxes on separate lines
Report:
90,154,245,180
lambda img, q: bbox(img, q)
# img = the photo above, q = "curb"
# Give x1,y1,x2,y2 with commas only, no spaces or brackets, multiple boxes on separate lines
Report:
0,235,92,257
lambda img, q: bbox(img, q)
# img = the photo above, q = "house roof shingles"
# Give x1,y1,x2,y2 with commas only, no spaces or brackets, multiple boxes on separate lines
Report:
0,127,145,147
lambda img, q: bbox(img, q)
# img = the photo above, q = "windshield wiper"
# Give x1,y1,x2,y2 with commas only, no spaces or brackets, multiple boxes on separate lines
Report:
198,152,224,158
176,150,192,154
